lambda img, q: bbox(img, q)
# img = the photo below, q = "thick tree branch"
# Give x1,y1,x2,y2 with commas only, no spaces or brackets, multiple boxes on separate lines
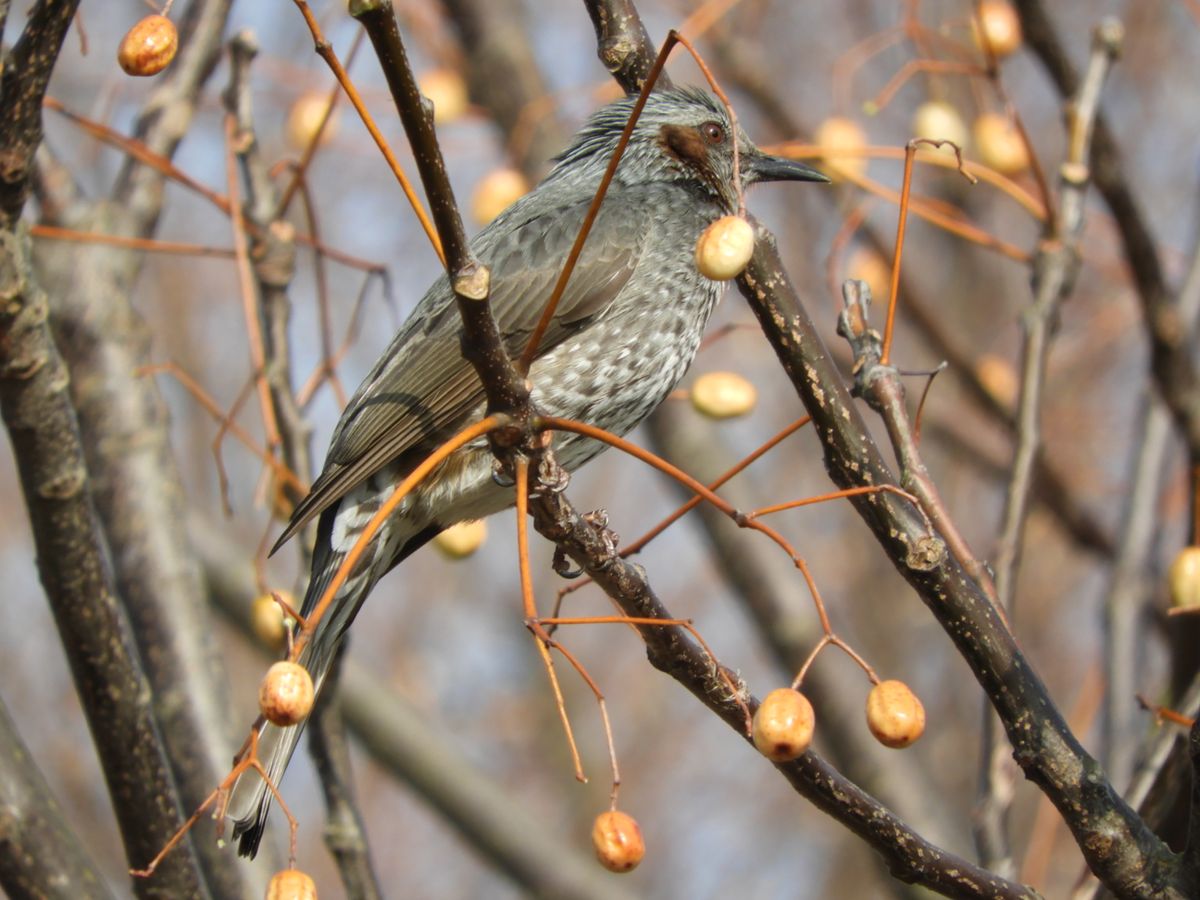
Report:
0,693,115,900
526,482,1037,899
0,226,203,898
34,3,265,896
0,0,78,227
351,0,529,423
706,22,1116,562
737,225,1190,898
646,404,955,849
0,4,210,897
582,0,671,94
980,20,1123,873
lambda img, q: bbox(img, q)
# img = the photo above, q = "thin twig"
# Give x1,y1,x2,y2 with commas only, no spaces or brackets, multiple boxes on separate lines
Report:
979,21,1122,874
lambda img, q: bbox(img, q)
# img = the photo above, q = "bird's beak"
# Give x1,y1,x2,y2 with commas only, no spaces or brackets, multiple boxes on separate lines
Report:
744,150,830,184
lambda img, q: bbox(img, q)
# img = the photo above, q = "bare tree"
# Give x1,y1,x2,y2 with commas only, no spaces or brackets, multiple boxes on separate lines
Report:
1,1,1198,898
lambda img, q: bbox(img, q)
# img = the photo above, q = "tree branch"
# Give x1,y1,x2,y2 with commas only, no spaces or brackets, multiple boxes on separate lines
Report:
33,3,267,895
1013,0,1200,456
0,693,115,900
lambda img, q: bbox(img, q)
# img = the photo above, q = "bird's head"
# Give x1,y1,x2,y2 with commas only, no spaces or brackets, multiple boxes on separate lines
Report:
547,87,828,211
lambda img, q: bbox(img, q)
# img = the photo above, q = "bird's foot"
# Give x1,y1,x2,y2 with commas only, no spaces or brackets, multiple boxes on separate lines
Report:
583,509,620,559
552,546,583,579
490,459,515,488
531,454,570,496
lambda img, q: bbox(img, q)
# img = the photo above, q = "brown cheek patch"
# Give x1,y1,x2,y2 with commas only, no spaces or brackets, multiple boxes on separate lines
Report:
659,124,708,167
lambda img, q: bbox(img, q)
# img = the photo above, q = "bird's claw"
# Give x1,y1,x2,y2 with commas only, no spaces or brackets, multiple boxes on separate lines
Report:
491,460,515,488
583,509,619,558
531,456,570,497
552,546,583,579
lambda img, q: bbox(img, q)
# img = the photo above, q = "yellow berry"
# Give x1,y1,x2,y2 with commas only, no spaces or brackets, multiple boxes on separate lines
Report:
117,15,178,77
266,868,317,900
471,168,529,225
258,661,314,727
866,680,925,748
752,688,815,762
694,215,755,281
846,247,891,304
433,520,487,559
912,101,968,156
286,91,340,151
973,113,1030,176
591,810,645,873
1169,547,1200,609
690,371,757,419
419,68,470,124
251,592,291,649
975,352,1019,408
814,116,868,181
973,2,1023,59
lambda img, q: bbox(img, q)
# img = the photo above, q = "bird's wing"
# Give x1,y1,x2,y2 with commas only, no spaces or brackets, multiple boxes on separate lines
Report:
274,193,652,550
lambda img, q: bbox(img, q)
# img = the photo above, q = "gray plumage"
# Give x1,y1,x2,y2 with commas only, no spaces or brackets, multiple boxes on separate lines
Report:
227,86,826,856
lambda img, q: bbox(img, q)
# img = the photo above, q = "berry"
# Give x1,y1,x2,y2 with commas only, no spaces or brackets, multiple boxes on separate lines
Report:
1169,547,1200,609
694,215,755,281
118,15,178,77
251,592,291,649
471,168,529,225
912,101,968,157
975,352,1019,408
973,2,1023,59
286,92,339,151
866,680,925,748
814,117,868,181
419,68,470,124
752,688,815,762
846,247,890,304
690,371,757,419
973,113,1031,176
258,661,314,727
433,520,488,559
266,868,317,900
591,810,645,873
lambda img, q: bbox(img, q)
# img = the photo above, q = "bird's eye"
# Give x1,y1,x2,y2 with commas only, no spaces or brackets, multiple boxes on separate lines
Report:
701,122,725,144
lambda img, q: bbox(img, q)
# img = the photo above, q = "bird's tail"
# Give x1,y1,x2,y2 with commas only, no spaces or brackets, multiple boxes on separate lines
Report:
225,523,367,858
224,489,441,858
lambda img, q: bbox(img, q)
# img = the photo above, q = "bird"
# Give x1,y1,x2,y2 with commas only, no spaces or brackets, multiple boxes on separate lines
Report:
226,86,827,856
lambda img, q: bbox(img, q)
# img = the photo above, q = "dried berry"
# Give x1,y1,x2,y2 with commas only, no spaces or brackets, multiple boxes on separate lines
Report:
419,68,470,124
752,688,815,762
815,116,868,181
258,661,314,727
591,810,645,873
973,2,1023,59
251,592,291,649
694,215,755,281
1169,546,1200,609
472,168,529,225
266,868,317,900
433,520,488,559
118,15,178,77
973,113,1031,176
690,371,757,419
866,680,925,748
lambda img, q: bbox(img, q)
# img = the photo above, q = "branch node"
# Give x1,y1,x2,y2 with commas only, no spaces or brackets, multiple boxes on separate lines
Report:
452,262,491,301
905,535,946,572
